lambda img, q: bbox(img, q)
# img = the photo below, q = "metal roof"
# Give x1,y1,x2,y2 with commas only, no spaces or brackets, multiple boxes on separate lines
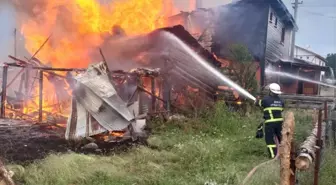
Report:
275,59,330,71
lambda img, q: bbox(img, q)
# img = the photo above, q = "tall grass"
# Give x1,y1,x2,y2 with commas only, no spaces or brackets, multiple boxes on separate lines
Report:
10,103,335,185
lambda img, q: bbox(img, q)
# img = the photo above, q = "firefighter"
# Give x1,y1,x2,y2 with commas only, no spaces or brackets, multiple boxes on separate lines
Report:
254,83,284,158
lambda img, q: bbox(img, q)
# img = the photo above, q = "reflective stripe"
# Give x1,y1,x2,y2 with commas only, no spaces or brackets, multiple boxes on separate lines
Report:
267,144,277,158
258,100,262,107
263,107,284,111
265,118,284,123
264,107,284,123
268,109,274,120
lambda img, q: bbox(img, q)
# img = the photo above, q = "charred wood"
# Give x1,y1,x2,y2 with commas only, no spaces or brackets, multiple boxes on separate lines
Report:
5,63,85,72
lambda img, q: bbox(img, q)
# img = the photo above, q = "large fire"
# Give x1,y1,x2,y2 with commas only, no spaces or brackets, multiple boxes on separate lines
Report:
19,0,171,68
13,0,177,122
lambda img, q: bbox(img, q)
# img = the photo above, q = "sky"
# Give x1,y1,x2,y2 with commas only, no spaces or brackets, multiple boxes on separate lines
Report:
283,0,336,56
0,0,335,63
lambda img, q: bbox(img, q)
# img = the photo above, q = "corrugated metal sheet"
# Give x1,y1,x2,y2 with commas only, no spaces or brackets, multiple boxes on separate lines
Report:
75,69,134,121
74,84,131,131
65,62,145,140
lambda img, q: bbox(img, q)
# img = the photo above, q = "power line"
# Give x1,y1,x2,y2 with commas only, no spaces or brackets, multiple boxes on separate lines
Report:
298,2,336,8
301,10,336,19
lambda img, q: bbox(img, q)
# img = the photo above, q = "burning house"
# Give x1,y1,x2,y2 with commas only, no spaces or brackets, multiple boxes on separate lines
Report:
1,26,223,143
66,25,224,141
0,0,235,146
167,0,333,95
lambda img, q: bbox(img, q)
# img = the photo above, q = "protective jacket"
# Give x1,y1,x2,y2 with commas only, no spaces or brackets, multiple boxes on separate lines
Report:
255,95,285,123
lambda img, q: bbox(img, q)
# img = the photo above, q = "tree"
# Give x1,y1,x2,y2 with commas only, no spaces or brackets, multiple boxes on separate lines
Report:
226,44,258,95
326,53,336,76
220,44,258,114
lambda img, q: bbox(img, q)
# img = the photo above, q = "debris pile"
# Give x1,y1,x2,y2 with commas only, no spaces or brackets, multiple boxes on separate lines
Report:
66,62,148,143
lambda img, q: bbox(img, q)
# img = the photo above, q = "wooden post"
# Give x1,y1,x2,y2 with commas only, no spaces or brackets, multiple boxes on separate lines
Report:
38,70,43,122
24,68,30,100
151,77,156,112
0,65,8,118
289,142,297,185
313,110,323,185
280,112,295,185
163,62,171,114
324,101,329,147
324,101,328,120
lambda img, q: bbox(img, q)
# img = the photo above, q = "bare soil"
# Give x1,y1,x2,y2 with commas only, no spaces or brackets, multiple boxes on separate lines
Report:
0,119,69,164
0,119,146,165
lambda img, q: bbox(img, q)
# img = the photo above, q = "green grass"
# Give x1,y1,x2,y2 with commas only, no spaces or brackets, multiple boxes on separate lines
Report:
8,103,336,185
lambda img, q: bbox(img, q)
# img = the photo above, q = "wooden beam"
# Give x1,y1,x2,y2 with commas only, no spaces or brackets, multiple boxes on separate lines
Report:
151,77,156,112
5,63,85,72
295,119,326,171
285,104,323,110
0,65,8,118
280,112,295,185
280,94,335,102
38,70,43,122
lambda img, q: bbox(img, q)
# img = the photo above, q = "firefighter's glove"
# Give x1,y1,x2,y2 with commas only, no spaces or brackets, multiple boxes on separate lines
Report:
254,98,259,106
255,123,264,139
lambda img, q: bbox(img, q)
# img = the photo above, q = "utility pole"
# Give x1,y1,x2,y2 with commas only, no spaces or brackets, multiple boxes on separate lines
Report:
290,0,303,59
196,0,202,9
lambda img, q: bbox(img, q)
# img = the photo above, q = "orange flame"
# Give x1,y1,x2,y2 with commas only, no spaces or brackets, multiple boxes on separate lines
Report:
19,0,170,68
189,0,196,11
15,0,175,122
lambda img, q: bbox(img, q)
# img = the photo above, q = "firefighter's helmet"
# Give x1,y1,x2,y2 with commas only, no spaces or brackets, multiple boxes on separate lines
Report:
269,83,282,94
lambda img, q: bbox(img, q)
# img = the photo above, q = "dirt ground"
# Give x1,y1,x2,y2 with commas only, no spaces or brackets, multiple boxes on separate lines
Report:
0,119,146,165
0,119,69,164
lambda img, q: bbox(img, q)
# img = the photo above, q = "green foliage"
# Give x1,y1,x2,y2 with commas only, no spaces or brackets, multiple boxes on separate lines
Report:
326,53,336,76
12,105,336,185
226,44,258,95
228,44,254,63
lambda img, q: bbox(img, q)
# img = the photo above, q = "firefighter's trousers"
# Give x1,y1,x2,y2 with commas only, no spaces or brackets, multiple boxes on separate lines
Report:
264,121,283,158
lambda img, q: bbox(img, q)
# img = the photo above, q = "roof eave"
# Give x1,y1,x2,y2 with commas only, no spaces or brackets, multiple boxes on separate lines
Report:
295,45,327,61
274,0,298,30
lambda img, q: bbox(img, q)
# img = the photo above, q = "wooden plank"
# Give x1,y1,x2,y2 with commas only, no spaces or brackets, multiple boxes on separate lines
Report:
285,104,323,110
65,97,78,140
280,94,335,102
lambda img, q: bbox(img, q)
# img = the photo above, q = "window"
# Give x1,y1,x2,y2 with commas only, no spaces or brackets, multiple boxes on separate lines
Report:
281,27,285,43
270,12,273,22
275,18,278,28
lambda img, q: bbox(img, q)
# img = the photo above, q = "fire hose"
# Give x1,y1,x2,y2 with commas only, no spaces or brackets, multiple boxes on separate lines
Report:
240,137,280,185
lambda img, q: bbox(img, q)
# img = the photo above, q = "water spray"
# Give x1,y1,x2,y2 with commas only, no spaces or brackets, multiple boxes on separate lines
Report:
163,32,256,102
265,68,336,89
